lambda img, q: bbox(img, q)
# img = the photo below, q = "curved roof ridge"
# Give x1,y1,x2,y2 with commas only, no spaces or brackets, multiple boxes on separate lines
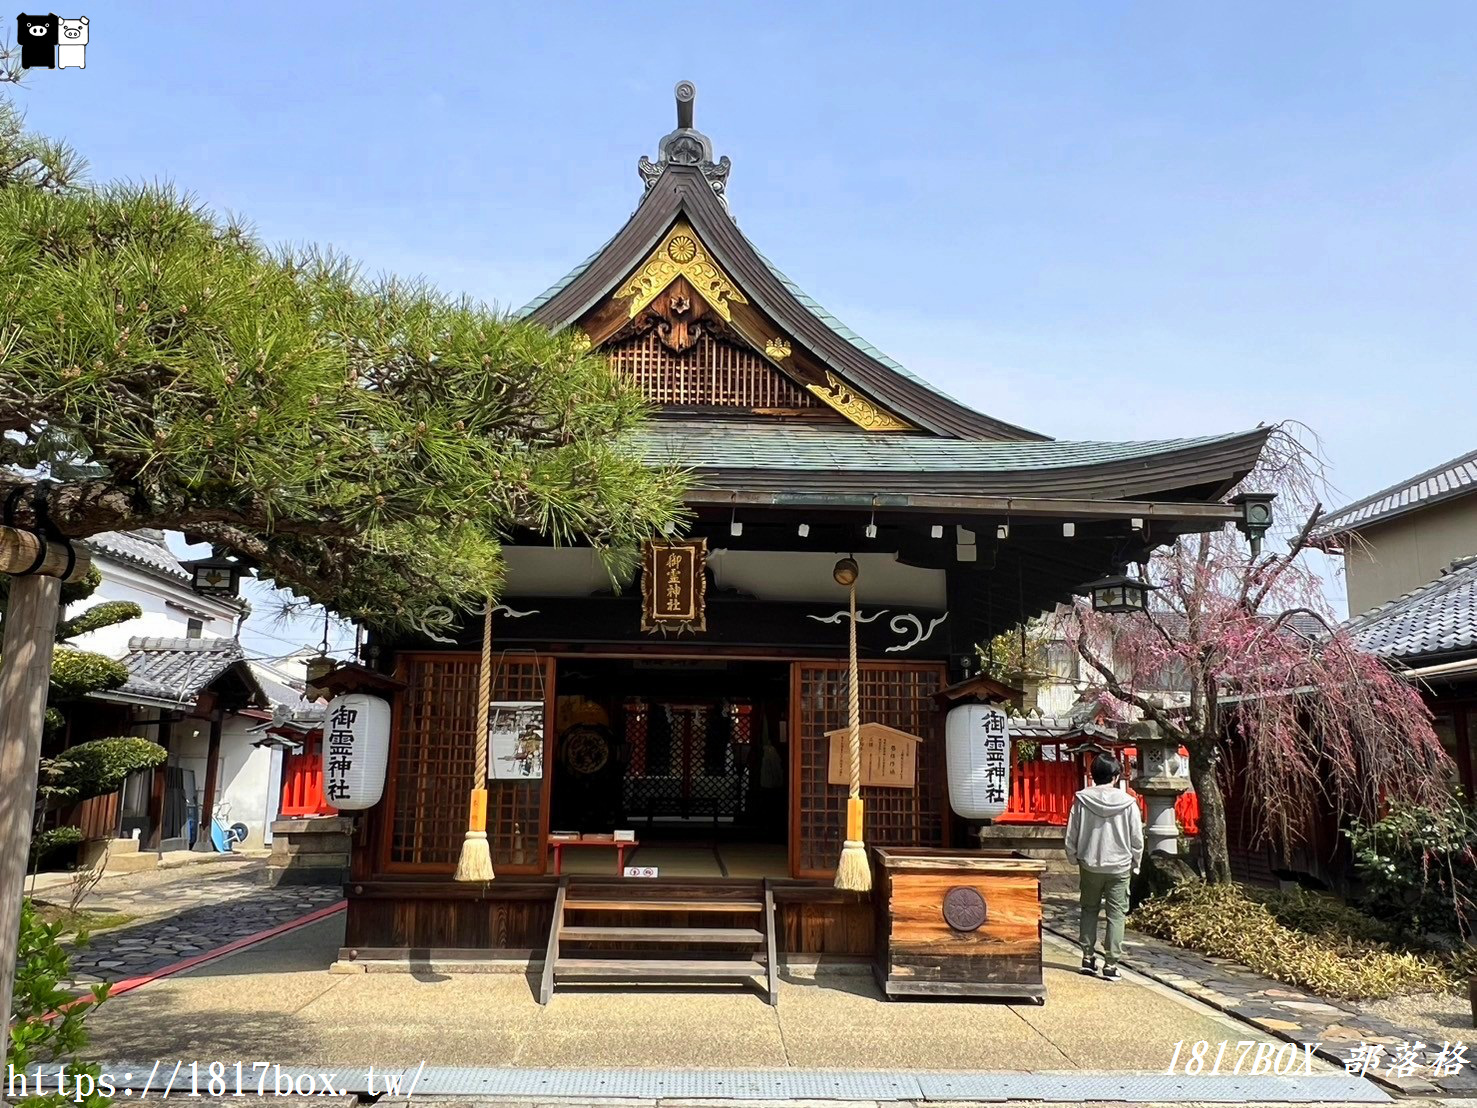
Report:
1344,554,1477,629
627,423,1270,497
753,250,1043,439
518,163,1050,441
515,237,612,320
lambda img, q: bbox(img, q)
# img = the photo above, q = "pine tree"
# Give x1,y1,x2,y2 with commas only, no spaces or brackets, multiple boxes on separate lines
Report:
0,95,685,637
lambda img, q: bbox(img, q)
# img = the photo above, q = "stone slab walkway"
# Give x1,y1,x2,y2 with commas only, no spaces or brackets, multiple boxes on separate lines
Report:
34,861,342,985
1043,893,1477,1099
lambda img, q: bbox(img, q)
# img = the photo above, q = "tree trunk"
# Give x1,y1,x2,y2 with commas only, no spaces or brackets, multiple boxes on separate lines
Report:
1188,739,1233,884
0,572,63,1097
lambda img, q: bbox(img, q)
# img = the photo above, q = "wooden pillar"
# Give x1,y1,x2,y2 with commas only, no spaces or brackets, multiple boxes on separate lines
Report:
0,526,90,1108
146,714,169,849
944,563,982,683
0,573,63,1074
198,712,224,844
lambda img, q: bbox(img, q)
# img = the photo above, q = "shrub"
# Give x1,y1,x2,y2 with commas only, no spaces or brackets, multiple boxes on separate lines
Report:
1345,800,1477,939
39,737,167,810
1130,881,1449,999
8,899,111,1108
1254,885,1397,944
47,648,128,701
29,825,84,865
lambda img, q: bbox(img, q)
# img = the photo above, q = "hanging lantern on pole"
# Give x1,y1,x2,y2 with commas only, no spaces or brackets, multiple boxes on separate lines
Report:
831,557,871,893
945,703,1012,820
321,692,392,810
1075,574,1155,615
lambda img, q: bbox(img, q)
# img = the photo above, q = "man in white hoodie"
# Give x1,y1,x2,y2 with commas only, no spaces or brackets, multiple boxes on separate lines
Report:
1063,754,1144,981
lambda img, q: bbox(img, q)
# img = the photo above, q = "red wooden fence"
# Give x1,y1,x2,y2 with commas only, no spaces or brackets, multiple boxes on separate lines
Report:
996,741,1200,834
279,736,335,818
997,751,1079,825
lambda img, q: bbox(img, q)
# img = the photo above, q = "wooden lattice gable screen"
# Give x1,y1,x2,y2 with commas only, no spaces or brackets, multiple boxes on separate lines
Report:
385,652,553,874
791,661,949,878
604,328,829,414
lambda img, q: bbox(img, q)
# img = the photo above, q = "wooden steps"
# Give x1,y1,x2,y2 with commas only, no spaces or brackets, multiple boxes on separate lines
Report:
555,958,769,977
568,899,765,913
558,926,766,944
540,877,778,1005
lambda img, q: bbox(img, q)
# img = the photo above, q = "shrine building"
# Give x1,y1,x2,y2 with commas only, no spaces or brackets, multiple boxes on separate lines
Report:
336,82,1271,999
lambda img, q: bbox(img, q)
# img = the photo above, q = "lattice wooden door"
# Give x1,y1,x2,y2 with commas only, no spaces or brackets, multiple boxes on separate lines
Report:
621,701,751,824
791,662,948,878
386,652,554,874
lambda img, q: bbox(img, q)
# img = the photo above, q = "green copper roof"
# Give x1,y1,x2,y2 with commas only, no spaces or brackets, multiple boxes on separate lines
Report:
754,251,960,402
630,421,1254,473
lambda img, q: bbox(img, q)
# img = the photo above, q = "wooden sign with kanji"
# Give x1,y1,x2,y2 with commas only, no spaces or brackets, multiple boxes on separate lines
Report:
825,722,922,789
640,538,708,633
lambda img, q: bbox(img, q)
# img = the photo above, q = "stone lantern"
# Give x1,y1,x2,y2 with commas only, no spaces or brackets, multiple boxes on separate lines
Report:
1128,721,1190,856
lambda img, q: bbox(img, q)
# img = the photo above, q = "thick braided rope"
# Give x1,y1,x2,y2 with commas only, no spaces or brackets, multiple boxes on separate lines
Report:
474,600,493,781
848,581,860,799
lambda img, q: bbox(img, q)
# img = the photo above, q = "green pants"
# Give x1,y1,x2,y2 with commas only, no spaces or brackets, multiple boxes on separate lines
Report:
1078,868,1131,967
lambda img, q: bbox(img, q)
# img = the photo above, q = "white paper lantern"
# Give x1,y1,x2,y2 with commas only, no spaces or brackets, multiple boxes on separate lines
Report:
322,692,392,810
946,704,1012,820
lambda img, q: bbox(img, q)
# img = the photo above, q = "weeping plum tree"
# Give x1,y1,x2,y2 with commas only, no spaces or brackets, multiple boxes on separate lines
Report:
1063,427,1450,884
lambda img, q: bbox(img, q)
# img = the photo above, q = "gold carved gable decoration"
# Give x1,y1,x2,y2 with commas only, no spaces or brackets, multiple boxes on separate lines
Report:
807,371,914,432
641,537,708,634
615,221,748,323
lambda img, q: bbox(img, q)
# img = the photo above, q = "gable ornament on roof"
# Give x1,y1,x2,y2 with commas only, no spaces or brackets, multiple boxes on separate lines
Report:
637,81,732,200
807,370,914,432
615,220,748,323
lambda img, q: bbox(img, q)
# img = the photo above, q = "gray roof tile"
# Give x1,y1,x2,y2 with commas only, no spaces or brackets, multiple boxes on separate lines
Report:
630,421,1252,473
82,529,189,584
1314,448,1477,538
105,636,262,708
1343,556,1477,662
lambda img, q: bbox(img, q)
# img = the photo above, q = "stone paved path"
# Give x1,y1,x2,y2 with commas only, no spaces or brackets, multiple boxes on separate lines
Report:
1044,893,1477,1098
37,863,341,986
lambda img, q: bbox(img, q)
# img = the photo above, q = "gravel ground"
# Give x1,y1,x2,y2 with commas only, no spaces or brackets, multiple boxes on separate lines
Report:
1363,988,1474,1046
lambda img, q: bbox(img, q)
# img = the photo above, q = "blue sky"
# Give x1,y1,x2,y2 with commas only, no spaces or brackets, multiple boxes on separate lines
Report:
16,1,1476,650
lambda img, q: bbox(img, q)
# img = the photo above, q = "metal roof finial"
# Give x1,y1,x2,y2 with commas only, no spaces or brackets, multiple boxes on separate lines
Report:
675,80,695,130
638,80,731,204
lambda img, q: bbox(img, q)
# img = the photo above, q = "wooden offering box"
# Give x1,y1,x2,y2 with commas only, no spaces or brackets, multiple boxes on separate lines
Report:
872,847,1046,1001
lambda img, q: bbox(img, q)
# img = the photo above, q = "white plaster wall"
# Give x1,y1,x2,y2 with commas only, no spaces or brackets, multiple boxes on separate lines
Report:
500,546,947,609
169,721,210,806
1345,496,1477,616
500,546,637,597
710,551,947,608
64,559,238,658
216,717,280,849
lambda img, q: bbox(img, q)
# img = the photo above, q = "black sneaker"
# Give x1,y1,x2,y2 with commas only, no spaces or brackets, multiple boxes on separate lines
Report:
1079,954,1097,975
1102,964,1121,982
